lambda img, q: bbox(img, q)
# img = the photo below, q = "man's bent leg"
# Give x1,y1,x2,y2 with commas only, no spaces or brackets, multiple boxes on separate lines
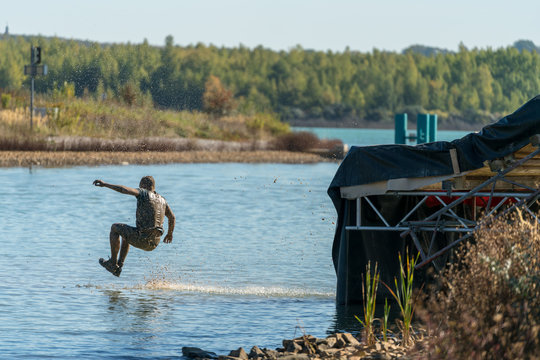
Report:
100,223,135,277
118,237,130,268
109,223,123,265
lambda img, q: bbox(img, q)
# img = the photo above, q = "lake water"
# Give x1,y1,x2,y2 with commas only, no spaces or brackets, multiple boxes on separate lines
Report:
292,127,471,146
0,128,471,358
0,162,355,359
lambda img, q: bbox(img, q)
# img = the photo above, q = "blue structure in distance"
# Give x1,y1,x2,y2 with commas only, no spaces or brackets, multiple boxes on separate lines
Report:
394,113,438,144
394,113,408,144
429,114,438,143
416,114,430,144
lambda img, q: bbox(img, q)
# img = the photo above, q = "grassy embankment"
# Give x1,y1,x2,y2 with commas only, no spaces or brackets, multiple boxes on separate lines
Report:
0,97,344,166
0,97,290,150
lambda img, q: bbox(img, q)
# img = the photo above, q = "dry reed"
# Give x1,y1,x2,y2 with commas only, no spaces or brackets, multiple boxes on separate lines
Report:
414,210,540,359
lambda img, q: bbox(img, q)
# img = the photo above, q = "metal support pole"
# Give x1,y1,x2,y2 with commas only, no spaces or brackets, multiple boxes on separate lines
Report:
364,196,390,226
410,231,426,261
356,198,361,227
30,76,34,129
415,188,540,269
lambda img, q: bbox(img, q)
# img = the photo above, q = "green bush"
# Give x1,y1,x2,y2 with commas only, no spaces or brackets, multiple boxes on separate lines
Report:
247,113,290,137
1,93,11,109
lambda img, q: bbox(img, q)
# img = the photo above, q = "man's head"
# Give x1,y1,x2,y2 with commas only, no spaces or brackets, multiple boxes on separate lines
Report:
139,176,155,191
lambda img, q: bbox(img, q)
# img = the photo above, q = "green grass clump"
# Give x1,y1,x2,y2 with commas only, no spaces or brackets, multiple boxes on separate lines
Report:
384,249,420,347
355,262,379,346
382,298,391,342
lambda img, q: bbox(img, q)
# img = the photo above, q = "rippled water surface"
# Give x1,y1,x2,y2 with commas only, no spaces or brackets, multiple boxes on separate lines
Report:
0,163,346,359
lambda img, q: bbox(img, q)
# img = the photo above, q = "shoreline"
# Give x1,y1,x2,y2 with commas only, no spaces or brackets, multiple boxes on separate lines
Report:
0,150,337,168
182,332,424,359
289,118,483,132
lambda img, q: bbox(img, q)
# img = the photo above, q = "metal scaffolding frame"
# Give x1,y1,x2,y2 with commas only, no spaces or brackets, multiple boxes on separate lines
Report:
345,145,540,271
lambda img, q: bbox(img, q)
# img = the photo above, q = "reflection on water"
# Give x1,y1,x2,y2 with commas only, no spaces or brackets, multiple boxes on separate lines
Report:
104,289,173,344
329,303,403,336
105,290,129,311
330,305,364,335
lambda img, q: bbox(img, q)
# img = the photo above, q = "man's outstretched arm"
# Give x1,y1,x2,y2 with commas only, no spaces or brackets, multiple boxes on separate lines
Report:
163,204,176,244
93,179,139,196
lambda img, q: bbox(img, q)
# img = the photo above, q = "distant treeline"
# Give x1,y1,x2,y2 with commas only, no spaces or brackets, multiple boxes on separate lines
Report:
1,34,539,125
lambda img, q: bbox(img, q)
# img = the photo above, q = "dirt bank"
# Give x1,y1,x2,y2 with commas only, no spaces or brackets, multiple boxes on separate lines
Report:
0,150,335,167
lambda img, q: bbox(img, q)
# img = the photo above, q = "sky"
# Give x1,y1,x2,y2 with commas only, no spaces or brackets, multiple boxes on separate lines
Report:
3,0,540,53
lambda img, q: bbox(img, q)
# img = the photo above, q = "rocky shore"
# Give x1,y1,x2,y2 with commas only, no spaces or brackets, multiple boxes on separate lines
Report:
183,332,421,360
0,150,336,167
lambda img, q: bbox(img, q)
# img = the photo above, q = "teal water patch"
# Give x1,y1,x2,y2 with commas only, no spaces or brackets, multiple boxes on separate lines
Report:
293,126,471,146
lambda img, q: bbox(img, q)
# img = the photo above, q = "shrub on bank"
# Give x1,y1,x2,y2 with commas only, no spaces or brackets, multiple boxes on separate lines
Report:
1,93,11,109
415,211,540,359
271,131,345,155
272,132,320,152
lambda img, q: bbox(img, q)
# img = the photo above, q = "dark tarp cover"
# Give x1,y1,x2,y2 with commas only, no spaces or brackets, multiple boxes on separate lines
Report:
327,95,540,303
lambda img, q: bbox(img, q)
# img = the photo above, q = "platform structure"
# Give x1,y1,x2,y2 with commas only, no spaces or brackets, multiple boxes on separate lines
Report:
329,96,540,304
343,140,540,271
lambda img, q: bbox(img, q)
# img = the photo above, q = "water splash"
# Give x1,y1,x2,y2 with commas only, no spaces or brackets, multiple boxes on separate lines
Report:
78,281,333,298
140,279,334,298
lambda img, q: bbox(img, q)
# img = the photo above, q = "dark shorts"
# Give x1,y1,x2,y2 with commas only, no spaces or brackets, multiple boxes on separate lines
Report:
114,223,162,251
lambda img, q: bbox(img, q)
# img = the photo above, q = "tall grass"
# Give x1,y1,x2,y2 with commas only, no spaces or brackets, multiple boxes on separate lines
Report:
0,98,290,144
382,298,391,342
355,262,379,346
0,108,48,134
416,211,540,359
384,249,420,347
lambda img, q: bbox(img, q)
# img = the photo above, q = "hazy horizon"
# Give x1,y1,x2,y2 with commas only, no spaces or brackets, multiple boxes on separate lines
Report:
3,31,536,54
3,0,540,53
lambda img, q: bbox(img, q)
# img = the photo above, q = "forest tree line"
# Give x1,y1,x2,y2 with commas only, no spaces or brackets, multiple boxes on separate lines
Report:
1,34,539,126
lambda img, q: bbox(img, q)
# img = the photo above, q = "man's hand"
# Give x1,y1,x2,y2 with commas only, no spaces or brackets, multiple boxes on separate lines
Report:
92,180,138,196
164,204,175,244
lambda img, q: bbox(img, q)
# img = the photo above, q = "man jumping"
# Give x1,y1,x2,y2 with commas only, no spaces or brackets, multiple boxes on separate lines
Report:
93,176,176,277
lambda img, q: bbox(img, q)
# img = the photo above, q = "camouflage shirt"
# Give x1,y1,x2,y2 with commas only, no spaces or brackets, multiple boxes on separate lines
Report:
136,188,167,231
